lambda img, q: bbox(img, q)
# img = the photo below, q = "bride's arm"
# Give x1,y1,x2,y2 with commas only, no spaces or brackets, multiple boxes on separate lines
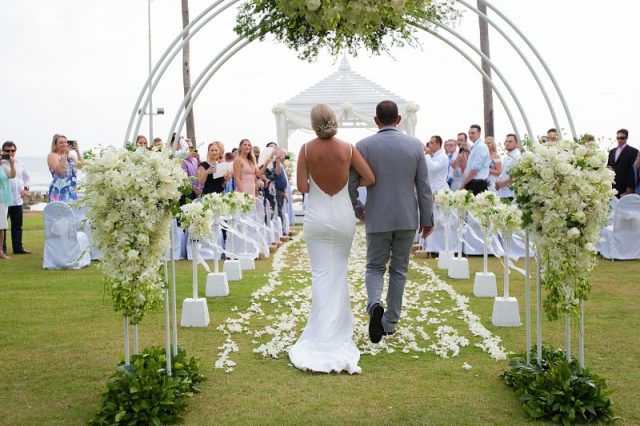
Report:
351,147,375,187
296,145,309,193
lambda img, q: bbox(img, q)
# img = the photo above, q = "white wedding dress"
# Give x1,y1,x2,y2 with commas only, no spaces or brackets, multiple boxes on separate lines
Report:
288,174,362,374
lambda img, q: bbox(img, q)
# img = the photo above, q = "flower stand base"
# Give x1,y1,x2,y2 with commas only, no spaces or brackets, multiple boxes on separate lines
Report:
276,241,283,248
437,251,454,270
491,297,521,327
269,244,277,253
473,272,497,297
280,236,291,242
411,243,421,253
180,298,210,327
223,259,243,281
239,254,255,270
448,257,470,279
205,272,229,297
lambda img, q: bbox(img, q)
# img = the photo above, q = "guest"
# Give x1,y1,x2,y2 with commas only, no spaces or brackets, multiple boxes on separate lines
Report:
449,142,469,191
266,141,277,149
0,148,16,259
607,128,638,198
456,132,467,148
253,145,261,161
495,134,521,202
231,147,239,159
224,152,235,192
443,139,457,188
2,141,31,254
460,124,490,195
271,148,289,223
169,133,189,157
135,135,149,150
233,139,270,196
180,138,201,203
635,152,640,195
152,137,164,150
198,141,229,195
47,134,82,203
424,135,449,193
485,136,502,192
546,128,559,143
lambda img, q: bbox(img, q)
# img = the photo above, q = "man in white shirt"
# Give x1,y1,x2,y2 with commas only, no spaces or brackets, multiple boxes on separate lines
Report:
461,124,491,195
424,135,449,193
2,141,31,254
495,134,521,201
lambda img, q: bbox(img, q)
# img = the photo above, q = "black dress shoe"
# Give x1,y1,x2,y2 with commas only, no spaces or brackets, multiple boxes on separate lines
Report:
369,304,385,344
14,249,31,254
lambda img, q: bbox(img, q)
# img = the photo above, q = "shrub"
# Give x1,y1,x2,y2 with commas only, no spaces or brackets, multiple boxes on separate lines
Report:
502,346,617,424
89,346,205,425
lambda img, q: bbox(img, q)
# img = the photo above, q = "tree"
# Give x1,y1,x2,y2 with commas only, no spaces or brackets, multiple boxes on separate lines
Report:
478,1,494,137
181,0,196,144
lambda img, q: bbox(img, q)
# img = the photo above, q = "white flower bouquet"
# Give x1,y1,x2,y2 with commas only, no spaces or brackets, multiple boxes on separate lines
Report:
471,191,500,231
201,192,231,219
79,148,187,323
510,139,615,320
223,192,254,214
178,202,214,241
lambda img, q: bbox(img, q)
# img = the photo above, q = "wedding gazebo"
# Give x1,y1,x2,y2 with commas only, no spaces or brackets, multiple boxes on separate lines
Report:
271,57,419,149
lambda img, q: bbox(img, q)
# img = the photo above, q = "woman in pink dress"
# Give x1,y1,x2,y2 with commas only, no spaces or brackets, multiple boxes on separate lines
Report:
233,139,272,196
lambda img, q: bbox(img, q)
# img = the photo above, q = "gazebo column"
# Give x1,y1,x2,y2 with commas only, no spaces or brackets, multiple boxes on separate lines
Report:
272,104,289,150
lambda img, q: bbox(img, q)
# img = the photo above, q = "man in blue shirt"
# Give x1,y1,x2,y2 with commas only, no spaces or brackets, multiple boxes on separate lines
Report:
461,124,491,195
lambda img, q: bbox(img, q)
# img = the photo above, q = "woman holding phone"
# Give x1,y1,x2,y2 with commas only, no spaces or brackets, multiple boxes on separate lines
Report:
1,151,16,259
47,134,82,203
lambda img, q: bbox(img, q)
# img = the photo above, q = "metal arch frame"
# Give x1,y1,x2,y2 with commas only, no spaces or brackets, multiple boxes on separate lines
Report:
415,20,534,141
477,0,577,139
125,0,242,145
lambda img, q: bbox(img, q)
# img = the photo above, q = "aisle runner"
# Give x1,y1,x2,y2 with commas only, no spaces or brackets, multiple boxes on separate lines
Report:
215,226,507,373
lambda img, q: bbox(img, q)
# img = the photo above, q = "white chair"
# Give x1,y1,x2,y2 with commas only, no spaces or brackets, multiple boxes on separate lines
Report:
186,227,224,260
598,194,640,260
43,202,91,269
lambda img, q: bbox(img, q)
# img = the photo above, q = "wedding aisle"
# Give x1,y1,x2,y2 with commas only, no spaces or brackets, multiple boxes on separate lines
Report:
215,225,507,373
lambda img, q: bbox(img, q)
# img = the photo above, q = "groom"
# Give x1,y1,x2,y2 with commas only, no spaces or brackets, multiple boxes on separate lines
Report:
350,100,434,343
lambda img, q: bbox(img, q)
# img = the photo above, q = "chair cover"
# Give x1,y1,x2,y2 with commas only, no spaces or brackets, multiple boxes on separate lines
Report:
463,212,486,255
186,226,224,260
72,206,102,260
423,207,460,253
43,202,91,269
598,194,640,260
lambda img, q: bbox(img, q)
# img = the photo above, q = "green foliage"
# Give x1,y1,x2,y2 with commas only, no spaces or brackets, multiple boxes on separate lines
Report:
502,346,617,424
89,346,205,425
234,0,460,61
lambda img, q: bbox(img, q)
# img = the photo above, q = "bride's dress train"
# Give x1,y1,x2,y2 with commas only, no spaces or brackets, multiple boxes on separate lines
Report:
288,176,361,374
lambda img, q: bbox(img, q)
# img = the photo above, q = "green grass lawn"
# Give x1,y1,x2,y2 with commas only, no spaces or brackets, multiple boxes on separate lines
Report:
0,212,638,425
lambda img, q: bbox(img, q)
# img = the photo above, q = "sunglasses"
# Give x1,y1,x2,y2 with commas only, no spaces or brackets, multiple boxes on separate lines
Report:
616,137,627,141
3,149,16,153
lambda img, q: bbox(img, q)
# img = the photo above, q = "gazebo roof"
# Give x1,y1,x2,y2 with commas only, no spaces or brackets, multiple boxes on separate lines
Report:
280,57,412,128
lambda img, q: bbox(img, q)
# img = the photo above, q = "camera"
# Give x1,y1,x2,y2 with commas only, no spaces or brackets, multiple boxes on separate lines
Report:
1,154,9,160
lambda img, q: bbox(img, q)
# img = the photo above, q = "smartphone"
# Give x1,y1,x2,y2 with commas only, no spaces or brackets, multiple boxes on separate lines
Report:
1,154,9,160
68,140,77,147
459,146,465,153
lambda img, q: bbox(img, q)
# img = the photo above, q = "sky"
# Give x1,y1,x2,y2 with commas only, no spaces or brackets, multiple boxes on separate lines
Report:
1,0,639,158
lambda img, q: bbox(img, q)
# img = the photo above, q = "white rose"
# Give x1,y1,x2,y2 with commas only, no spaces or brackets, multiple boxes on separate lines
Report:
567,227,580,239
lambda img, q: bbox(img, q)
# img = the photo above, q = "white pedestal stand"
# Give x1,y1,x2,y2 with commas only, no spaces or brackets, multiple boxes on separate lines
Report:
492,235,520,327
238,215,255,270
206,221,229,297
437,211,453,269
223,216,242,281
448,210,469,279
181,239,210,327
473,231,497,297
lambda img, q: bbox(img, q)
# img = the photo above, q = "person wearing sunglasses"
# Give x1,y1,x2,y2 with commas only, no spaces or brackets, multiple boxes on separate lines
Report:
607,128,638,198
1,141,31,255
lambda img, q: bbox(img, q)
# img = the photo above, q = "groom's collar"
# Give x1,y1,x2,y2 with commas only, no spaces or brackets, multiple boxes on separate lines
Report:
378,126,398,133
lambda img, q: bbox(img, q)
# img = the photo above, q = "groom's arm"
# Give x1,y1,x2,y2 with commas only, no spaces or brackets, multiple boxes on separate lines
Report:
415,144,434,230
348,167,365,219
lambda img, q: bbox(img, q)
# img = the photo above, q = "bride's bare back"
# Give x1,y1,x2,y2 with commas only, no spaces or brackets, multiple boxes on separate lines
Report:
297,137,375,196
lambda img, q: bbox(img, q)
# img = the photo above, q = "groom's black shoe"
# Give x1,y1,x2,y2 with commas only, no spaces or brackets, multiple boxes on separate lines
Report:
369,304,385,344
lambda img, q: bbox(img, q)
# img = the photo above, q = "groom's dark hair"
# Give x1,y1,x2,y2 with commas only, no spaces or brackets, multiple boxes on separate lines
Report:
376,100,399,126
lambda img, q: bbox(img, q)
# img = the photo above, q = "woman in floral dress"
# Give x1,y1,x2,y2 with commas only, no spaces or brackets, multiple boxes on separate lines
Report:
47,134,82,203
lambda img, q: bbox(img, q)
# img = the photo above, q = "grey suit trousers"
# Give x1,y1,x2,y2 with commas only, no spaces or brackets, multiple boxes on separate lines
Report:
365,229,415,333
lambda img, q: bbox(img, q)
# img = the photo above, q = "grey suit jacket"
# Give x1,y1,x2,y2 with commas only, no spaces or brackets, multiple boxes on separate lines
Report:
349,127,433,233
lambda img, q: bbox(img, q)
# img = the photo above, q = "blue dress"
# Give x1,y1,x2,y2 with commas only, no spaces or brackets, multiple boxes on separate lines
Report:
48,157,78,203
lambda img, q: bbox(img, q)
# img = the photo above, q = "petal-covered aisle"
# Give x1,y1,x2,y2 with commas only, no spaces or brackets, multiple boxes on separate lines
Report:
215,226,506,372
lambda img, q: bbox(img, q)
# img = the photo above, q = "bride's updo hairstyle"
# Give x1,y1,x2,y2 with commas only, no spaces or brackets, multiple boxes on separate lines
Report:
311,104,339,139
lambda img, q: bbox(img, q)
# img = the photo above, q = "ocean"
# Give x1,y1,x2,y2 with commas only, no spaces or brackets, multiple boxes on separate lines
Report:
19,156,52,193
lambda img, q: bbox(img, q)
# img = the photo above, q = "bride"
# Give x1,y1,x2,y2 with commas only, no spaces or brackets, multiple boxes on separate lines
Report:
288,104,375,374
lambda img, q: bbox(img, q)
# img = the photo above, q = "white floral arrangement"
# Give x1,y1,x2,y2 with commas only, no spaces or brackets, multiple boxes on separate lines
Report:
178,202,214,241
489,203,522,238
223,191,254,214
79,148,187,324
449,189,475,212
471,191,500,231
434,190,456,214
510,140,615,320
200,192,231,219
